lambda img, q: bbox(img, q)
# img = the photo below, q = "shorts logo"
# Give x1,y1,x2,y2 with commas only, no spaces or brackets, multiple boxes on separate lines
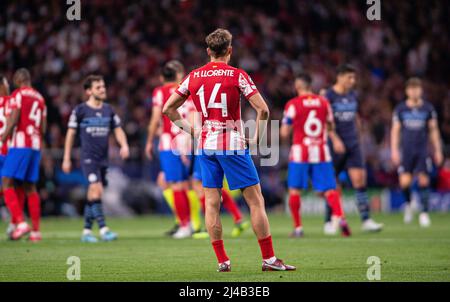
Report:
88,173,98,183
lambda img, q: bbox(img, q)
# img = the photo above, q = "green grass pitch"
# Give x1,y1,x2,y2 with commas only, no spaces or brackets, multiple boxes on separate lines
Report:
1,213,449,281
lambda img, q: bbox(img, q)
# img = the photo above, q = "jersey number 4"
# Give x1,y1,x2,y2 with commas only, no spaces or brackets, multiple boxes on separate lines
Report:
196,84,228,118
29,101,42,128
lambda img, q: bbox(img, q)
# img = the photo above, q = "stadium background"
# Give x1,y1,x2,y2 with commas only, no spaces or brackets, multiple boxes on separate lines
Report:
1,0,449,218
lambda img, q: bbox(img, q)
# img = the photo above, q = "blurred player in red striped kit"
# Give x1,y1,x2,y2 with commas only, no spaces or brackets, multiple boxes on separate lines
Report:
1,69,46,242
0,75,27,240
281,73,351,237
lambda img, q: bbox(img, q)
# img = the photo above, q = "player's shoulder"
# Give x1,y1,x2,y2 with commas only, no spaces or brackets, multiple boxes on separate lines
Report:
422,100,436,111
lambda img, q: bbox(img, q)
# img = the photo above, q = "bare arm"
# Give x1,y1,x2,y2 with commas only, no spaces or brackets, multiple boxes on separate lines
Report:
162,93,193,136
429,118,443,166
327,120,345,154
145,106,162,159
390,120,401,166
1,108,19,142
280,124,291,142
114,127,130,160
62,128,77,173
247,93,270,145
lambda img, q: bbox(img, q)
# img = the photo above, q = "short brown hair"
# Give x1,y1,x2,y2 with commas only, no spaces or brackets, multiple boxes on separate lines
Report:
83,75,104,90
13,68,31,85
205,28,232,58
162,60,184,81
405,77,422,88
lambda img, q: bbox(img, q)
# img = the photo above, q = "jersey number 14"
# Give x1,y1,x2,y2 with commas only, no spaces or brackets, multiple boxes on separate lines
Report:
196,84,228,118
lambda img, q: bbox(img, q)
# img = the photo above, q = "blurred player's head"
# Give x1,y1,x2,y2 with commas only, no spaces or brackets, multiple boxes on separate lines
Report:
295,73,312,95
0,74,10,96
161,60,184,83
84,75,107,101
13,68,31,87
205,28,233,62
405,77,423,101
335,64,356,91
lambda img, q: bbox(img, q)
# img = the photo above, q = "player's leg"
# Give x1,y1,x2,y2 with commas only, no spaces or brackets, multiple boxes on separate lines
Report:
160,151,192,238
2,148,31,240
23,182,41,242
221,184,249,238
220,151,295,271
312,162,350,236
286,161,309,237
170,180,192,238
324,150,347,224
87,181,114,241
190,179,210,240
158,172,180,235
417,172,431,227
347,145,383,231
199,152,230,271
399,172,413,223
22,150,42,242
204,187,230,271
288,188,303,237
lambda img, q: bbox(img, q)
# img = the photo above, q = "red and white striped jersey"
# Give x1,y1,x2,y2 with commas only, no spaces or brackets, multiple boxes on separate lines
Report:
175,61,258,150
9,87,47,151
152,83,195,151
282,94,333,163
0,95,12,156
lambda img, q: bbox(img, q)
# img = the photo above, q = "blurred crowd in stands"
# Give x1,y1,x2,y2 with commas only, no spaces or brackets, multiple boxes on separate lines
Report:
1,0,449,215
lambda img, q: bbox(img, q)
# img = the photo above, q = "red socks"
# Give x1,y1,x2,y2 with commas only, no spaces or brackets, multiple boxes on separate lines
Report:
212,240,229,264
325,190,343,217
288,193,301,228
16,187,26,212
258,235,275,260
173,190,191,227
221,190,242,223
27,192,41,231
4,188,24,224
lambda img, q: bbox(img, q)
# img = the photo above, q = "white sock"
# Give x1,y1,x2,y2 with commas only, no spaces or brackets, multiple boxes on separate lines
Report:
18,222,28,229
83,229,92,236
295,226,303,232
219,260,231,266
100,226,110,236
264,256,277,264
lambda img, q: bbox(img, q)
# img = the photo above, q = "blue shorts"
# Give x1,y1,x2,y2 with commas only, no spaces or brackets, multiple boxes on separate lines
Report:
192,155,202,181
332,143,364,174
160,151,189,182
81,160,108,186
2,148,41,183
399,150,432,174
0,155,5,185
198,149,259,190
288,162,336,192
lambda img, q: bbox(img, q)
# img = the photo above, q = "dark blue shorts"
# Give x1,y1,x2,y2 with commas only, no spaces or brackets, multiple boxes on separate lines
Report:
82,160,108,186
332,143,364,174
2,148,41,183
398,151,432,174
288,162,336,192
198,149,259,190
159,151,189,182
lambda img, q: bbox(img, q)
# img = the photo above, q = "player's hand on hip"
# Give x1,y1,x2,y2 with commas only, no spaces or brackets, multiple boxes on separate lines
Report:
62,160,72,174
120,145,130,160
391,149,401,166
145,141,153,160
